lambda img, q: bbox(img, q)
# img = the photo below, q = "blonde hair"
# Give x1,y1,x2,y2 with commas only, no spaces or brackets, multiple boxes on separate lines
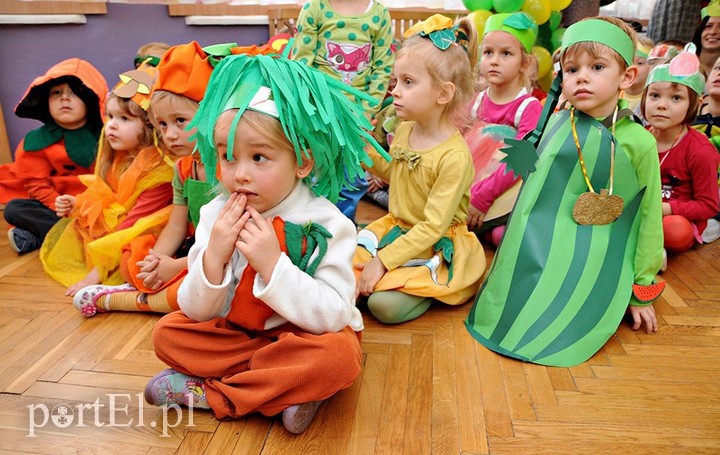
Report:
135,42,171,67
397,16,478,118
562,16,638,71
97,94,158,179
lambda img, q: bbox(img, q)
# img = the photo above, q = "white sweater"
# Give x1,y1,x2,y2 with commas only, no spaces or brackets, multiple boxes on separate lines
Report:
178,182,364,334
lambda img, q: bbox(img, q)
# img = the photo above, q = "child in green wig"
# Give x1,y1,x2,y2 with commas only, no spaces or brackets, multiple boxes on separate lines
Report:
144,54,387,435
466,16,665,367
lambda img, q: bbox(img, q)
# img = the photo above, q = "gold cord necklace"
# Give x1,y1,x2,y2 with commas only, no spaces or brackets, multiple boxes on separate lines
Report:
570,106,624,225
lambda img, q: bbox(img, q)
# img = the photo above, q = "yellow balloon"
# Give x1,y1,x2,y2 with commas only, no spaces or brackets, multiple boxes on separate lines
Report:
532,46,553,78
468,9,493,36
549,0,572,11
522,0,552,25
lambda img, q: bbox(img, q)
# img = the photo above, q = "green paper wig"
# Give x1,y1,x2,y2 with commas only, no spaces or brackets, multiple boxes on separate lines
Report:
189,54,389,203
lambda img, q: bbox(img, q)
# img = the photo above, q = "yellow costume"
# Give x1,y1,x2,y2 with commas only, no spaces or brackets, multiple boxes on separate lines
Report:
353,121,486,304
41,146,174,286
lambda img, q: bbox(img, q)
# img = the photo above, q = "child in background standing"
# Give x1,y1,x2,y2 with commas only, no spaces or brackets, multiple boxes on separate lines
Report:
73,42,217,316
353,14,486,324
466,17,664,367
642,44,720,255
41,65,175,296
291,0,395,221
465,12,542,245
144,54,386,435
0,58,107,254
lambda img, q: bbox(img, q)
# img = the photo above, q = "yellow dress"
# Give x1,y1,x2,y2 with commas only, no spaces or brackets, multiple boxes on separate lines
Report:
41,146,174,286
353,121,486,304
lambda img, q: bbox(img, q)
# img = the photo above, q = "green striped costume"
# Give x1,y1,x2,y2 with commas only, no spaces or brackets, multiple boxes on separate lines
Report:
465,105,663,367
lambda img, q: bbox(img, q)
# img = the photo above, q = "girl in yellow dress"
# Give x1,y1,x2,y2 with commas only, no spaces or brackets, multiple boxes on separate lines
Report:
41,65,175,296
353,14,486,324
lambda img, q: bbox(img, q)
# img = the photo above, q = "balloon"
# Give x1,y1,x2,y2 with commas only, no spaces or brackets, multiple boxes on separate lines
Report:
522,0,551,25
493,0,525,13
549,0,572,10
551,27,565,51
462,0,493,12
468,10,494,36
532,45,552,78
538,70,553,92
548,10,562,30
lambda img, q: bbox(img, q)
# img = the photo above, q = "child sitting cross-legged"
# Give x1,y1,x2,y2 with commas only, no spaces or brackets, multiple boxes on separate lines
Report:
143,54,388,435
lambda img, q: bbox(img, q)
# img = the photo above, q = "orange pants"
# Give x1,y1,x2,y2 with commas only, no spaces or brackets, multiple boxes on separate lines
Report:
152,312,363,419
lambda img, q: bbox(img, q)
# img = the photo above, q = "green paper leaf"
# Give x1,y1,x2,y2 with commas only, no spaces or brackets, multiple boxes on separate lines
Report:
499,137,538,181
504,12,535,31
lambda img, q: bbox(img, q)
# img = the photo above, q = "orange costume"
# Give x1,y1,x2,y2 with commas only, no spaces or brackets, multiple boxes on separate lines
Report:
0,58,107,207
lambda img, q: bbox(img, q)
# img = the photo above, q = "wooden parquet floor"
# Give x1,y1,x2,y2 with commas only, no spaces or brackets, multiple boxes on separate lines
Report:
1,200,719,454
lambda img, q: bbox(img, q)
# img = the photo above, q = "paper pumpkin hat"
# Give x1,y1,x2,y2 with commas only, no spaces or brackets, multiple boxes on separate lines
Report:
112,63,157,111
561,19,635,66
647,42,682,63
645,43,706,95
483,12,538,53
403,14,468,51
153,41,214,102
189,54,389,202
702,0,720,18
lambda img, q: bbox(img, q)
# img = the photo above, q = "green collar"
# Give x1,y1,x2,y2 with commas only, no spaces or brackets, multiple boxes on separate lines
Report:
23,123,99,168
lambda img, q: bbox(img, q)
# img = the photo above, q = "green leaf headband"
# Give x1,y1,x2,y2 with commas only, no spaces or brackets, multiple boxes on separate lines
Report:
483,12,538,54
702,0,720,18
188,54,389,203
403,14,467,52
644,43,706,95
561,19,635,66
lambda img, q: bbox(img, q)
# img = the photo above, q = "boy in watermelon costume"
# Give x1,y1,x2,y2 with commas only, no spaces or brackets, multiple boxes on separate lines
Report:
465,17,665,367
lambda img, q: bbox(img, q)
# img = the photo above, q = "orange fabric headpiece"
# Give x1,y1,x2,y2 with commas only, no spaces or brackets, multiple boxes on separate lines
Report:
152,41,213,102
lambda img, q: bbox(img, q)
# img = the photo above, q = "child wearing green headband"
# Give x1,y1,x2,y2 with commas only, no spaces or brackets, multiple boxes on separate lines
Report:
622,35,655,117
466,11,542,245
144,54,385,435
466,16,665,367
642,44,720,257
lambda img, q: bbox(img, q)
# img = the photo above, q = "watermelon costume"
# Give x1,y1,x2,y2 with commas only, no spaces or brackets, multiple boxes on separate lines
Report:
465,101,664,367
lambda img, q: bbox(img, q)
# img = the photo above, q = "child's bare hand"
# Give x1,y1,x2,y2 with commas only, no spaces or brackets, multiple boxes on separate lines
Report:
55,194,76,217
367,174,388,193
466,205,485,230
629,304,658,334
355,256,386,297
136,249,178,290
206,193,250,266
236,206,280,282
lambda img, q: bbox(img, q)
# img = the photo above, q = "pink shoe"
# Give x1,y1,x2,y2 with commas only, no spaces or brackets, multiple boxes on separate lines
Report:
72,283,136,317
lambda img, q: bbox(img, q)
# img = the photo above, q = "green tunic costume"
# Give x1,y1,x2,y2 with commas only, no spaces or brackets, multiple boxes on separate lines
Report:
465,103,663,367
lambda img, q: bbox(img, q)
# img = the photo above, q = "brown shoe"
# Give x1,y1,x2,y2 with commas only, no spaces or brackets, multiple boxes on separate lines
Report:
281,400,323,434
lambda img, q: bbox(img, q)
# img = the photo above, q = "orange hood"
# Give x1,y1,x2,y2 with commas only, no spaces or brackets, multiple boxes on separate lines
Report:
15,58,109,133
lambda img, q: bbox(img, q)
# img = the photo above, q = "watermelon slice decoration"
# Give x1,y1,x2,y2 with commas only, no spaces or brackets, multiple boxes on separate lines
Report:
632,281,666,303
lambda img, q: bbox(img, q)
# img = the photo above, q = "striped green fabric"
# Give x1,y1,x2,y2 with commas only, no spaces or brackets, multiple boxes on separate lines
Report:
466,109,646,367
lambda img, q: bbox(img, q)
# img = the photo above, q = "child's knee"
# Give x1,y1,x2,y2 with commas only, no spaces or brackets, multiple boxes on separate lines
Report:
367,291,431,324
663,215,695,253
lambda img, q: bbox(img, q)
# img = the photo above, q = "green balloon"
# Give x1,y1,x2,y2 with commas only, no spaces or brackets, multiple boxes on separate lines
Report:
549,10,562,30
551,27,565,51
493,0,525,13
462,0,493,11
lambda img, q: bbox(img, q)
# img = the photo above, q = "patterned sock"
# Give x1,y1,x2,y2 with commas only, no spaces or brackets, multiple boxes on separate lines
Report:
143,287,179,313
144,369,210,409
100,287,178,314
